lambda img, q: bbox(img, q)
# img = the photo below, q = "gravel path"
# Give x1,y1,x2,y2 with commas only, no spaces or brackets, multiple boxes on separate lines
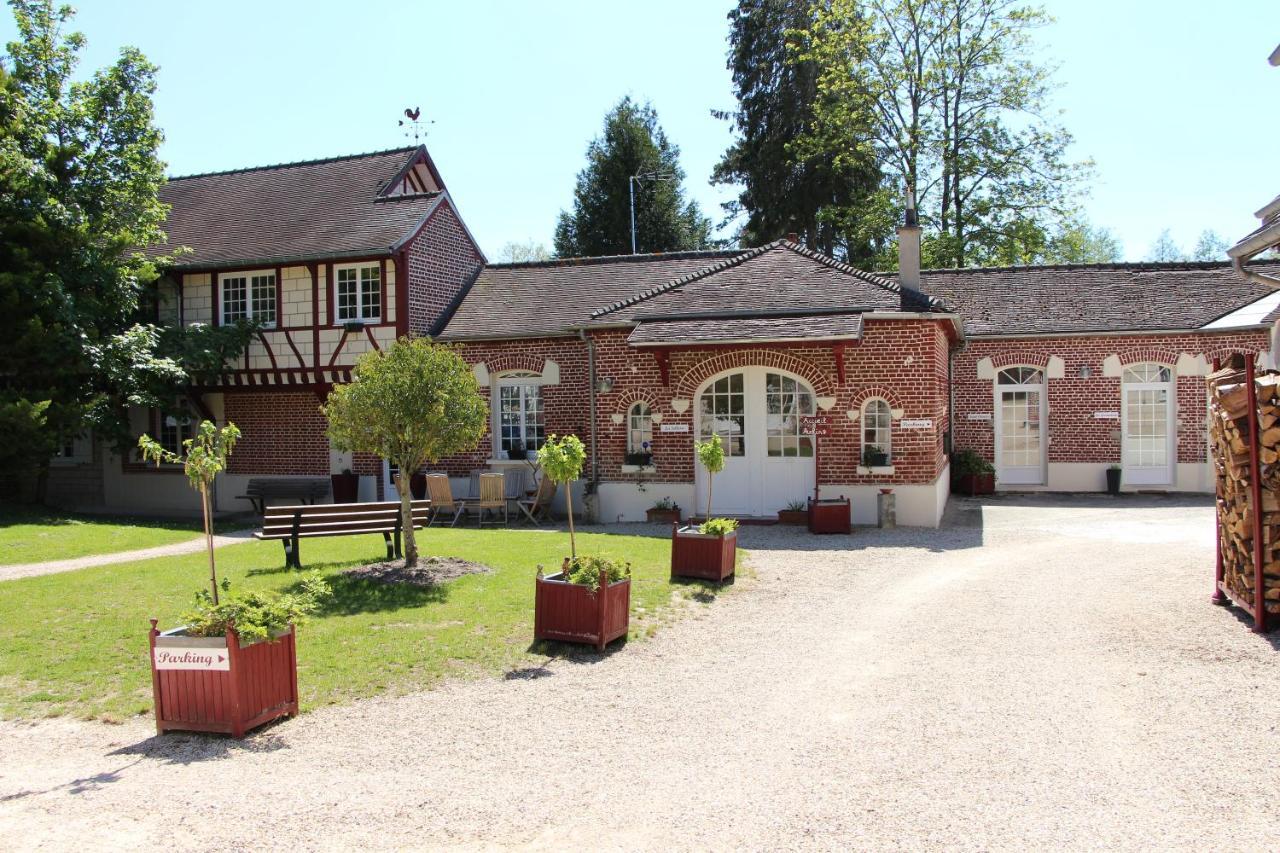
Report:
2,495,1278,850
0,528,256,582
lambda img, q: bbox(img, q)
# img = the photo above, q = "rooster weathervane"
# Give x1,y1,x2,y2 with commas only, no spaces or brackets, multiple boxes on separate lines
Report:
399,107,434,142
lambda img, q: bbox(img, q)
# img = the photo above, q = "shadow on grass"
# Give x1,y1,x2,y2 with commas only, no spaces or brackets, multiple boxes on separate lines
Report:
300,572,450,616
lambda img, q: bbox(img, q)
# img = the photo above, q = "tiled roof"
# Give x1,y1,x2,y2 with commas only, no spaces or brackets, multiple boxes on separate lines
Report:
593,241,940,320
900,261,1280,337
436,250,743,340
628,311,863,346
154,147,441,269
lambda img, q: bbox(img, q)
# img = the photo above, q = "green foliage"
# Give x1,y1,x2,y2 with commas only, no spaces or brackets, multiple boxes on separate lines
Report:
784,499,807,513
554,96,714,257
651,496,677,511
1192,229,1228,262
951,448,994,476
564,555,631,590
713,0,884,263
138,420,241,493
698,518,740,536
183,572,331,644
696,434,726,475
538,433,587,485
323,338,487,567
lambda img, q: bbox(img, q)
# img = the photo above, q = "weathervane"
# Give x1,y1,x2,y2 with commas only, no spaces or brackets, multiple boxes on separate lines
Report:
398,107,434,142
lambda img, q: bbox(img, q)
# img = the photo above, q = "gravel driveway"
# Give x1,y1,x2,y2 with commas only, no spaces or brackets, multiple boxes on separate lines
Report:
2,494,1278,850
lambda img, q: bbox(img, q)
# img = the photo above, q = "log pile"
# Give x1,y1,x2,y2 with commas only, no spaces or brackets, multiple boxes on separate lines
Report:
1210,364,1280,616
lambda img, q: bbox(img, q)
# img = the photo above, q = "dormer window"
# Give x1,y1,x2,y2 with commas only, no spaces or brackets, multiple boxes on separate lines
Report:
336,263,381,323
220,271,276,327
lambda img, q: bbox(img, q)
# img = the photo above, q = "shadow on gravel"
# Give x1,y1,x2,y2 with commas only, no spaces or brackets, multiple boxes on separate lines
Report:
0,756,144,802
107,721,292,765
1220,603,1280,651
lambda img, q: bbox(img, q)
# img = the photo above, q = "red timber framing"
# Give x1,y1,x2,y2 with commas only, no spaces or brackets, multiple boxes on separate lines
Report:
640,338,859,387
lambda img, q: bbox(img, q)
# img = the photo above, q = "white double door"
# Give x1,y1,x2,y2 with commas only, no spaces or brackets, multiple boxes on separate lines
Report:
694,368,816,517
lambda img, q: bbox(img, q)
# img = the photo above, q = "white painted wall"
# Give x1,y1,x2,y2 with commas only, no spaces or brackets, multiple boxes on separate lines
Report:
996,461,1213,494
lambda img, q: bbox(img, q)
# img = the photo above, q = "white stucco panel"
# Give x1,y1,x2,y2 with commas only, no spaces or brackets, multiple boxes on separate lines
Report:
1175,352,1209,376
1101,354,1122,377
541,359,560,385
472,363,490,385
975,356,995,380
1046,356,1065,379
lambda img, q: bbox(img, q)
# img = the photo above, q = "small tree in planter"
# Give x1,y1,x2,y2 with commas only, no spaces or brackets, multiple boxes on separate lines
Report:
671,434,739,581
533,434,632,650
951,448,996,496
323,338,487,568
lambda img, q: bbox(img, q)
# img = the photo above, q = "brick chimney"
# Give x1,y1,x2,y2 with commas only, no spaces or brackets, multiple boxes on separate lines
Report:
785,231,800,244
897,188,921,290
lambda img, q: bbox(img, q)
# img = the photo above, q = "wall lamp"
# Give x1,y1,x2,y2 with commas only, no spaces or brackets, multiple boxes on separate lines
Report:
596,377,614,394
1078,365,1093,379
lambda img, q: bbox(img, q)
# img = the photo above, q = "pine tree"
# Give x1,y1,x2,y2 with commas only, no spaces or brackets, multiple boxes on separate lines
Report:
554,97,712,258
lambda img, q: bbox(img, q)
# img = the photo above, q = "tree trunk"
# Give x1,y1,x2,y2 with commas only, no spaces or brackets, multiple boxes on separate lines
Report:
706,473,714,521
397,472,418,568
201,482,219,604
565,480,577,561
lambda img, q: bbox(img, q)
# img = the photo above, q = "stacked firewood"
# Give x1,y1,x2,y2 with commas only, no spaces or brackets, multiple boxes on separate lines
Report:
1210,366,1280,614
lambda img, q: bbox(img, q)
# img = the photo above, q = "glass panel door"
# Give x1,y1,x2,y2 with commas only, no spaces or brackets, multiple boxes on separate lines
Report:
996,386,1045,485
1122,378,1173,485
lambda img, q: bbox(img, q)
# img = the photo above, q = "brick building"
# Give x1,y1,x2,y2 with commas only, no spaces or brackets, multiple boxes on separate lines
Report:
41,145,1280,526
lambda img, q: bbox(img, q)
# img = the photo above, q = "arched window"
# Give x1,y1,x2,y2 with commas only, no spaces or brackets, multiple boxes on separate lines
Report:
997,366,1044,385
627,402,653,455
496,370,544,455
862,399,892,464
1122,363,1171,384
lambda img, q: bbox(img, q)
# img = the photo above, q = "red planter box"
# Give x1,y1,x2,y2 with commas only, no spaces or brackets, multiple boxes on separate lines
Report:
954,472,995,496
646,507,682,525
149,621,299,738
330,472,358,504
534,566,630,651
671,524,737,581
777,510,808,525
808,498,851,534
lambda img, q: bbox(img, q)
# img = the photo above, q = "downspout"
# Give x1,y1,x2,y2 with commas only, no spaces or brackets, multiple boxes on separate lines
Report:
581,328,599,523
1232,256,1280,291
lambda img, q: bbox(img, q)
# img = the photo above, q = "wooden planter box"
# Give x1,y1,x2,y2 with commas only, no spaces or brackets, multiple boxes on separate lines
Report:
670,524,737,581
777,509,808,525
646,507,682,525
149,621,298,738
808,497,851,534
954,472,995,496
330,472,358,504
533,565,630,651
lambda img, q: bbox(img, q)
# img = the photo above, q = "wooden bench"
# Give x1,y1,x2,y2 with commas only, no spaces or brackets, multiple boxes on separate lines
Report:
238,478,332,515
255,500,431,568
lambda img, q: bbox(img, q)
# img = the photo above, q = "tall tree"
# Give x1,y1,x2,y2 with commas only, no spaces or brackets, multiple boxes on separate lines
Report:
791,0,1092,268
1147,228,1187,263
1191,229,1228,262
554,97,712,257
496,240,551,264
712,0,885,263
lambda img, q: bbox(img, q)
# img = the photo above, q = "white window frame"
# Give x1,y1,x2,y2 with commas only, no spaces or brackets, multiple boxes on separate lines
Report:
627,402,654,455
334,262,382,324
1121,362,1175,485
219,269,276,328
861,398,893,459
51,432,92,466
493,372,545,457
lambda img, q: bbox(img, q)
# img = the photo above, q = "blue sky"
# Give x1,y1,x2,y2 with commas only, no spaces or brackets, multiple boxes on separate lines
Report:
4,0,1276,261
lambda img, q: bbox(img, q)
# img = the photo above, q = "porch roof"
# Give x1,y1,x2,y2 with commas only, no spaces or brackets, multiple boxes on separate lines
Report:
627,310,864,347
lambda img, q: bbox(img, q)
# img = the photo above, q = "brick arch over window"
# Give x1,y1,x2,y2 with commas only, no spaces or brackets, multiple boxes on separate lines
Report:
847,386,905,411
988,351,1052,370
674,349,836,399
1115,347,1179,367
612,388,657,415
483,354,548,376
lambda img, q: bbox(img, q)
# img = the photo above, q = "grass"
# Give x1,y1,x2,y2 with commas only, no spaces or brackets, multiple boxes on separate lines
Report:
0,527,736,721
0,506,236,566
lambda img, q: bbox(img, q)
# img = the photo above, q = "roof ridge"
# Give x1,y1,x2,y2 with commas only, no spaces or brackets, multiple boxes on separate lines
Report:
782,241,946,309
487,247,742,271
166,145,421,181
590,242,778,318
887,259,1272,276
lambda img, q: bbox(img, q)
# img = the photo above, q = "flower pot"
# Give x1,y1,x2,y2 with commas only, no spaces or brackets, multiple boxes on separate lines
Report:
808,497,851,534
777,510,808,525
646,507,682,525
533,564,630,651
148,621,298,738
410,472,427,500
671,523,737,581
330,472,358,504
1106,467,1122,495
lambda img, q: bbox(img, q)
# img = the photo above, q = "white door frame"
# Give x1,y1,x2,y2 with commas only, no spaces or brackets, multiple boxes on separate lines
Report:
993,369,1047,486
1121,366,1176,486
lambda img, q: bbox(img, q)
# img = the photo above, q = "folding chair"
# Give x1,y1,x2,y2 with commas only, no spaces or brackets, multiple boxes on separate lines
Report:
425,473,464,527
517,475,557,526
470,472,507,527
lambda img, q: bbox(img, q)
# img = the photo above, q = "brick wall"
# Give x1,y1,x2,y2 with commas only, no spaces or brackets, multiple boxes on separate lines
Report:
406,199,484,336
952,330,1270,466
224,392,330,475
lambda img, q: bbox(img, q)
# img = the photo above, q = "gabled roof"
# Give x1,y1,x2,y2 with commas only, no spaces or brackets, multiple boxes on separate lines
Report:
592,241,942,320
903,260,1280,337
154,146,449,269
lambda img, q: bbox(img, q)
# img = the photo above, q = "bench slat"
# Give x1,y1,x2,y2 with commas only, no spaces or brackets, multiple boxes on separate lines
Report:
256,524,425,541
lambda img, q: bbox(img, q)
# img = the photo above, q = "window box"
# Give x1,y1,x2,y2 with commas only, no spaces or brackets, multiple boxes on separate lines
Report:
670,524,736,582
646,506,682,525
621,464,657,474
856,465,896,475
148,621,298,738
533,563,630,651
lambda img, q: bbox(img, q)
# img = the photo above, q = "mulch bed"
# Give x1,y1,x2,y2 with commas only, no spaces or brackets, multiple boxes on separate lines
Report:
342,556,491,586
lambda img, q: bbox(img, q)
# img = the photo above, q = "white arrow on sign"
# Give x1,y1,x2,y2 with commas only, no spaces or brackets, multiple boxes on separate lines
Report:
153,648,231,671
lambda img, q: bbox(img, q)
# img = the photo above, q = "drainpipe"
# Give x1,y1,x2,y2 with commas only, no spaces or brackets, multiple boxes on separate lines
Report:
1231,256,1280,291
581,328,599,522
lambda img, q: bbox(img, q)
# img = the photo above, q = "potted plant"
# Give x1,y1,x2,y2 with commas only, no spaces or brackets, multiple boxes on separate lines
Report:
1106,463,1122,495
330,467,358,503
951,448,996,495
671,434,738,582
861,445,890,468
646,496,682,525
139,420,330,737
777,499,808,525
533,434,632,650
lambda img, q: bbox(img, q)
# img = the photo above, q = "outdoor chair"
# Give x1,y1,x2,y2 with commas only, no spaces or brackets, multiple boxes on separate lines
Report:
425,473,464,527
467,472,507,527
517,475,557,526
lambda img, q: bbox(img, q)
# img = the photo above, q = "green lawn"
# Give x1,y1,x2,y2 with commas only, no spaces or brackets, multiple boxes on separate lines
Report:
0,527,734,721
0,507,219,565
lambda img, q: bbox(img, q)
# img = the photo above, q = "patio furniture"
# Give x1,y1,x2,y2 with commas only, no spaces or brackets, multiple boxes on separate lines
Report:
255,499,430,568
238,477,331,515
465,472,507,527
517,475,558,526
425,473,465,527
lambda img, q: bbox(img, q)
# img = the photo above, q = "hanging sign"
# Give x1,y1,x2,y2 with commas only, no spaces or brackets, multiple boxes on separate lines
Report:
659,423,689,433
1093,411,1120,420
900,419,933,430
800,416,832,437
153,647,230,671
966,413,991,421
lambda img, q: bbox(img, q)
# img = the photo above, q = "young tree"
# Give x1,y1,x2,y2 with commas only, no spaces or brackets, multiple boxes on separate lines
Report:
323,338,487,568
1192,229,1228,262
138,421,240,604
696,434,727,518
1147,229,1187,263
496,240,551,264
554,97,713,257
713,0,884,263
537,434,586,560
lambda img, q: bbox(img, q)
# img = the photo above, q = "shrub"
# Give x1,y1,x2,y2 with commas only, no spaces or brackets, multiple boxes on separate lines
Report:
698,517,739,537
651,496,676,511
564,555,630,590
183,572,331,644
951,447,995,476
